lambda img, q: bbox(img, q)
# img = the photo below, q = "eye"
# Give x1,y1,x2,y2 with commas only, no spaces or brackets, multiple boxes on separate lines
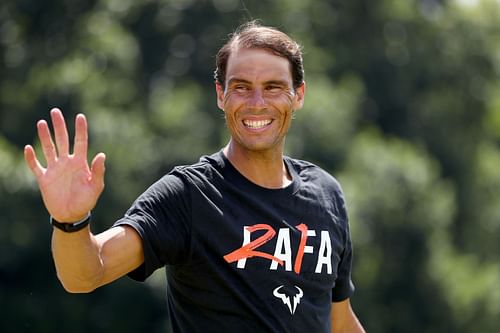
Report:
234,85,249,92
266,84,283,92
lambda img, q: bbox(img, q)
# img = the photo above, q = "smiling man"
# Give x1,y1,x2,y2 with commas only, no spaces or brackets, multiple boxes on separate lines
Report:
24,21,365,333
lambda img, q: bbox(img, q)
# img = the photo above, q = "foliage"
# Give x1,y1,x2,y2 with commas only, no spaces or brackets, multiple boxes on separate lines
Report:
1,0,499,332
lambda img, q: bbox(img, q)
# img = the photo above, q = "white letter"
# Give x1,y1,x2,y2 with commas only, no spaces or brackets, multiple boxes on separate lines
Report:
304,230,316,254
315,231,332,274
270,228,292,271
237,227,251,269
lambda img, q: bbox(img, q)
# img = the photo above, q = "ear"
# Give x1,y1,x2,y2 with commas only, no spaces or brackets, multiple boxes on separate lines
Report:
215,82,225,111
293,82,306,111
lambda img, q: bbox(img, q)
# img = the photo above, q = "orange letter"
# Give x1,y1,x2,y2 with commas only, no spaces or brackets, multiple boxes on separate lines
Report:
294,223,309,274
223,224,284,266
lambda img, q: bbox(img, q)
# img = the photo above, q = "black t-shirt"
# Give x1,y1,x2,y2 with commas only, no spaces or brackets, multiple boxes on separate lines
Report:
114,150,355,332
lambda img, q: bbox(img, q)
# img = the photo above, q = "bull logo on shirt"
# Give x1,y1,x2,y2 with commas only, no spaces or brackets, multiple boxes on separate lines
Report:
273,285,303,314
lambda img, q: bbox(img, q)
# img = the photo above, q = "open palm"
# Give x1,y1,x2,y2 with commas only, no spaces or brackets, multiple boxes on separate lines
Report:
24,108,106,222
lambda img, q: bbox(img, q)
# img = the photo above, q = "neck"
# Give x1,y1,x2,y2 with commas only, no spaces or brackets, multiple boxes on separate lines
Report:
223,142,292,189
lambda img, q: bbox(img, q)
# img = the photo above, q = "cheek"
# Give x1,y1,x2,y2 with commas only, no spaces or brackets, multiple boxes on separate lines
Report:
221,94,240,123
269,91,296,105
273,96,296,115
221,91,241,110
222,90,296,112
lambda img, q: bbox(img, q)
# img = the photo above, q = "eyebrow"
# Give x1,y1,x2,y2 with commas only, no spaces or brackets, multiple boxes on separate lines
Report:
226,78,288,87
264,80,288,87
227,78,251,86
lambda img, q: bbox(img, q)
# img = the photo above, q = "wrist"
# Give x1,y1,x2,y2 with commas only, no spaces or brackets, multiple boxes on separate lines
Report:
50,212,91,233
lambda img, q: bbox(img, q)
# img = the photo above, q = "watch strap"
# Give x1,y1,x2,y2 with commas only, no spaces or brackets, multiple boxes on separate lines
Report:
50,212,91,233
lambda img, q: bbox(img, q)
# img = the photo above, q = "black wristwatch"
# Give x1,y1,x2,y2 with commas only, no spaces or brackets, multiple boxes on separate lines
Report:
50,212,91,233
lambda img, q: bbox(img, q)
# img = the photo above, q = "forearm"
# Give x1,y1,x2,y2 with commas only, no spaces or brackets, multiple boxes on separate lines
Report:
51,226,104,293
332,314,365,333
331,299,366,333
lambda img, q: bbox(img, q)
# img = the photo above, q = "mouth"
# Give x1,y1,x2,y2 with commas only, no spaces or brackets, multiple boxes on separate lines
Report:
243,119,273,129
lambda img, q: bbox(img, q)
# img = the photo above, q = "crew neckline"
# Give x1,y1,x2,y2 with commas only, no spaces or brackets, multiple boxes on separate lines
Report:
216,150,300,195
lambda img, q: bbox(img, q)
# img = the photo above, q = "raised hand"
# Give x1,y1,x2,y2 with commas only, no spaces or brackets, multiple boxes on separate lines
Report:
24,108,106,222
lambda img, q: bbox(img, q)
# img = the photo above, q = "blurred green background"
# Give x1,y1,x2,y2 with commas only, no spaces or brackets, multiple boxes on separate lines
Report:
1,0,499,332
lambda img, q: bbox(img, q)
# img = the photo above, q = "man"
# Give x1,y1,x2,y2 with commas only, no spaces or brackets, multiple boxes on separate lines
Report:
24,21,365,332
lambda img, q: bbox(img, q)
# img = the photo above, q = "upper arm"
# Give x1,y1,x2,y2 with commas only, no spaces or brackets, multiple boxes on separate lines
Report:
331,298,365,333
95,225,144,287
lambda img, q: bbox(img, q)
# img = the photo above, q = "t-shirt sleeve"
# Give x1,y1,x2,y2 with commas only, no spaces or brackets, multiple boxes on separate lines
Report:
331,185,356,302
113,172,191,282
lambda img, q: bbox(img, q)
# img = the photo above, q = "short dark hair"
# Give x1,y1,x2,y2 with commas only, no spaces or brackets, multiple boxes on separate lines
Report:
214,21,304,90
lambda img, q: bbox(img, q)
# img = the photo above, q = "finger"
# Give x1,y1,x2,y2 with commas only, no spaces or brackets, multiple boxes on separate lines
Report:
36,120,57,166
90,153,106,191
50,108,70,157
24,145,45,179
73,114,88,158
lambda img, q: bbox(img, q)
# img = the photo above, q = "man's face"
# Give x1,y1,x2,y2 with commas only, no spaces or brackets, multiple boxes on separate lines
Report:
216,47,305,154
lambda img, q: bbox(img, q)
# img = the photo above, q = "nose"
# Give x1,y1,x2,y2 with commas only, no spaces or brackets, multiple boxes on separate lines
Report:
247,88,266,108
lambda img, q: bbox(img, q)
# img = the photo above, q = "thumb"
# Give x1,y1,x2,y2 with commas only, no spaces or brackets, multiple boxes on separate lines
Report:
90,152,106,191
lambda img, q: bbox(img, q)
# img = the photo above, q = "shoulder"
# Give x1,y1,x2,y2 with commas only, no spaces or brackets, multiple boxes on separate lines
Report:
286,156,343,192
134,153,223,205
148,151,224,196
169,151,223,183
286,156,348,220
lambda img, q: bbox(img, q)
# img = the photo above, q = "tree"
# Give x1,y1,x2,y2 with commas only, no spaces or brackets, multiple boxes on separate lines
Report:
1,0,499,332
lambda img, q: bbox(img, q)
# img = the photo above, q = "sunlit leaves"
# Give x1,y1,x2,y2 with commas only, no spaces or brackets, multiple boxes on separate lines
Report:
1,0,500,332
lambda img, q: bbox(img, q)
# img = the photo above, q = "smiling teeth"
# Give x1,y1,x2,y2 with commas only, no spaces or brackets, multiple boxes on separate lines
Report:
244,119,272,129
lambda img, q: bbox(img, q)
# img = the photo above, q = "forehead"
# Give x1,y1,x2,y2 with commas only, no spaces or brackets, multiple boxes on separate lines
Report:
225,47,293,83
